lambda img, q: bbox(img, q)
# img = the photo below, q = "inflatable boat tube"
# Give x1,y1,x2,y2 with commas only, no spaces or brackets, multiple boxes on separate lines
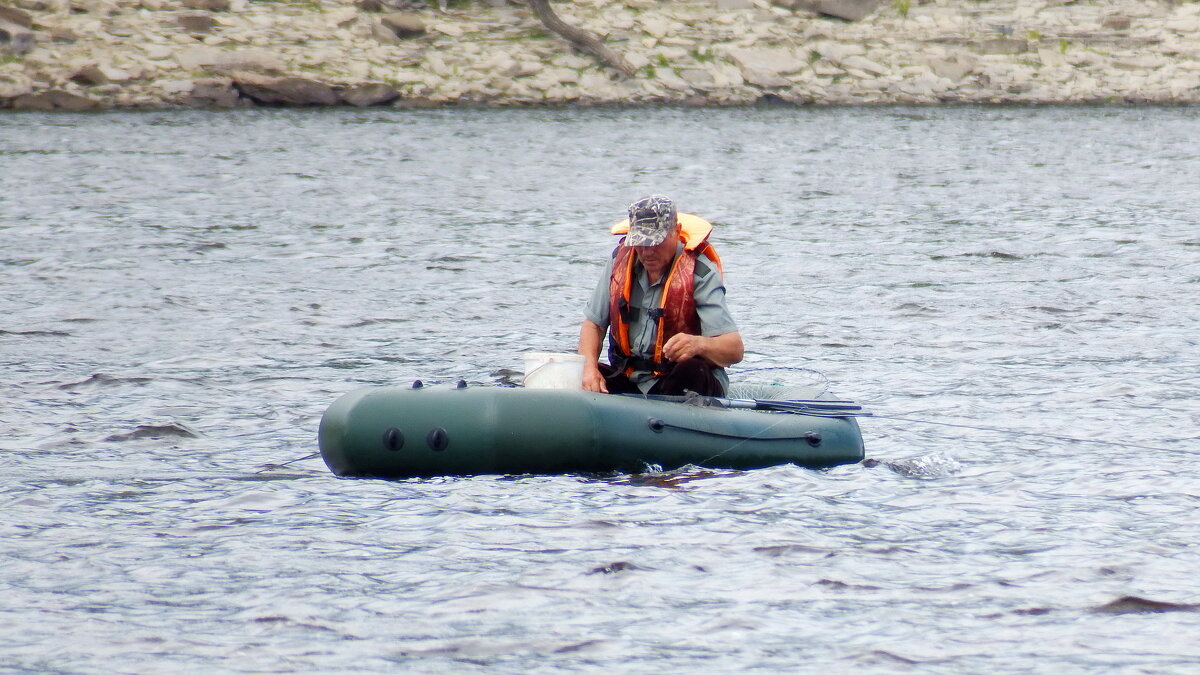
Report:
318,384,865,478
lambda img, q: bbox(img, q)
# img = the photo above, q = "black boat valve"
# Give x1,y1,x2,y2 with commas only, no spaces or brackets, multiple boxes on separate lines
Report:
382,427,405,451
804,432,822,447
426,427,450,451
412,380,423,389
647,417,665,433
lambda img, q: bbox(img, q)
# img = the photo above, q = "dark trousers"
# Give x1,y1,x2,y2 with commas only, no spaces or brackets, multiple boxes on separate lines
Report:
600,356,724,397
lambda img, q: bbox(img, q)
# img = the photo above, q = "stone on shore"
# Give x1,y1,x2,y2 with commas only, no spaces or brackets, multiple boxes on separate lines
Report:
927,55,977,82
186,77,241,107
175,47,287,75
783,0,881,21
0,73,34,99
232,72,339,106
979,38,1028,55
1102,15,1132,30
338,82,399,106
69,63,109,86
11,89,100,111
178,13,218,34
372,22,400,44
1,19,35,54
725,47,806,88
0,6,34,28
381,12,425,38
183,0,230,10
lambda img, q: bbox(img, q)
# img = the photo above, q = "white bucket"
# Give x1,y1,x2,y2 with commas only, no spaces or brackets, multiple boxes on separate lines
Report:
522,352,585,389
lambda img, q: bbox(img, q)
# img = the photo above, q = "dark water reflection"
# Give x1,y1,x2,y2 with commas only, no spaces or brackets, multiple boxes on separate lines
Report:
2,107,1199,671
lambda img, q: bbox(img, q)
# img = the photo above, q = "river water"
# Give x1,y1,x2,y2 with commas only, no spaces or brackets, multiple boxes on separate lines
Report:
2,106,1198,672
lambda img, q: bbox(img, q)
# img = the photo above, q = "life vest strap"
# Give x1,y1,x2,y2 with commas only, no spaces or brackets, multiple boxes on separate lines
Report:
627,356,673,373
618,300,665,323
618,298,635,323
611,353,674,376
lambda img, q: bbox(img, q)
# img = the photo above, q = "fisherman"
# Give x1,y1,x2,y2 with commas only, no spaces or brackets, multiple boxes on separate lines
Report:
579,195,744,396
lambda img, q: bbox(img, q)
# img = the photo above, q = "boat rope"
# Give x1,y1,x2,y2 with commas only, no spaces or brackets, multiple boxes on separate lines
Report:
693,413,798,466
692,406,1194,466
867,413,1193,454
255,451,321,473
651,419,823,443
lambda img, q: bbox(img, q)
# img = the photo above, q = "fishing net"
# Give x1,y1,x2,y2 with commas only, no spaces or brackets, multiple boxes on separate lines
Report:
726,367,829,401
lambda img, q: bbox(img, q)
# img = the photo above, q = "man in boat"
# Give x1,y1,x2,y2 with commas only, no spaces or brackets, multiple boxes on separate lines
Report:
579,194,744,396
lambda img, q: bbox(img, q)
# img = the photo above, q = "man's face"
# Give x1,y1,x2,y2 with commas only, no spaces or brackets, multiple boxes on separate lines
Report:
632,228,679,278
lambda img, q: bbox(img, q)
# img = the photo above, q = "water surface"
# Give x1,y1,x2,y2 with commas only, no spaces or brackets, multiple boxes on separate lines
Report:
2,106,1199,672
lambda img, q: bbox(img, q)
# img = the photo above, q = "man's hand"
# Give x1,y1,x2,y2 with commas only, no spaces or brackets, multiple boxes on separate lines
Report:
582,361,608,393
579,319,609,393
662,331,744,368
661,333,705,363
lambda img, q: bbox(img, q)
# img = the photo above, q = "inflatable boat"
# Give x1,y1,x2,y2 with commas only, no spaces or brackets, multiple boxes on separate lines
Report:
318,382,866,479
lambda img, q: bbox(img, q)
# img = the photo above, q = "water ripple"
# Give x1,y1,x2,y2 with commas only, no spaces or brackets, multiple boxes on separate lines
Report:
2,107,1199,672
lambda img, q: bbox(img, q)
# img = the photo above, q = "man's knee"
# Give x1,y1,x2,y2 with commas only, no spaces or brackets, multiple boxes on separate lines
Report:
673,356,711,377
655,357,722,397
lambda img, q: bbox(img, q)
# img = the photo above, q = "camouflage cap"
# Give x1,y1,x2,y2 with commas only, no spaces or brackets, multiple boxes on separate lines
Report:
625,195,678,247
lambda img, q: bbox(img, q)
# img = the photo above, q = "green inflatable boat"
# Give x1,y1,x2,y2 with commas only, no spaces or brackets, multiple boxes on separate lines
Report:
318,382,866,479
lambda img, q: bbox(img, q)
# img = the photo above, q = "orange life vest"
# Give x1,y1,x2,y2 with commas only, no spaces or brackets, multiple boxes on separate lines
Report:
607,214,723,377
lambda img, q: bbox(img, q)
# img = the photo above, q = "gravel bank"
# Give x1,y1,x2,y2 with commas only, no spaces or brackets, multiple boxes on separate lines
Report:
2,0,1199,109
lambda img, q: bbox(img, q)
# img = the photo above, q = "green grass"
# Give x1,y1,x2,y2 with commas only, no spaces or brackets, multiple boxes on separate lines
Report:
893,0,910,18
0,53,24,66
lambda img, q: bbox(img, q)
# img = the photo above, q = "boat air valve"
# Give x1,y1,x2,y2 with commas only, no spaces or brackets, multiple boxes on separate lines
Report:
804,432,822,447
382,427,404,451
412,380,423,389
647,417,665,433
426,427,450,451
456,380,467,389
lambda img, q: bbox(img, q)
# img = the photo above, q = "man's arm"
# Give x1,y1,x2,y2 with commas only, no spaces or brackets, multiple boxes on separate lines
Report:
662,331,744,368
579,319,609,393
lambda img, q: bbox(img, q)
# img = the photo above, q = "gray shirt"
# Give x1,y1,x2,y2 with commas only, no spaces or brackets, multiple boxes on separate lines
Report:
584,243,738,393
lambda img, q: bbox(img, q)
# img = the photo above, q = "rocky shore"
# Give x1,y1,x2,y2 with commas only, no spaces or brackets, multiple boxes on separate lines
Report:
1,0,1199,110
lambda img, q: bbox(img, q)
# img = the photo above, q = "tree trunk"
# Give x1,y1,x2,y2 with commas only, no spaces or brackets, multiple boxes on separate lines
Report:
528,0,636,77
